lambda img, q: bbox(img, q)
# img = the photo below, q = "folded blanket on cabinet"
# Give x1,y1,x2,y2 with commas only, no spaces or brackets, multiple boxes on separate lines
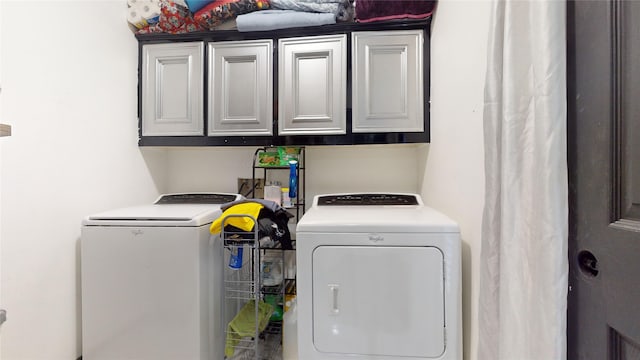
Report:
237,9,336,32
137,0,203,34
355,0,436,23
269,0,353,21
194,0,270,30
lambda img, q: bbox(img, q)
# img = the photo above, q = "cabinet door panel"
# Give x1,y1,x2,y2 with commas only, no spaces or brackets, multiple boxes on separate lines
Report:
296,56,330,118
142,42,204,136
352,30,424,133
226,61,256,117
279,35,346,135
369,48,405,114
208,40,273,136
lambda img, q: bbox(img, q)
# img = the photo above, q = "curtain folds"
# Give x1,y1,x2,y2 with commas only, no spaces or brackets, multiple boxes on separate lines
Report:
477,1,568,359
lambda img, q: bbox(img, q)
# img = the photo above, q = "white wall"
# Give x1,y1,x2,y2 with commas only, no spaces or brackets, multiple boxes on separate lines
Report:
0,1,165,358
0,1,489,359
423,2,490,359
164,144,421,203
0,2,4,356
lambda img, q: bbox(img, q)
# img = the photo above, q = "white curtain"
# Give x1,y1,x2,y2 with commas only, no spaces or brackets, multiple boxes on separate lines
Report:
477,1,568,359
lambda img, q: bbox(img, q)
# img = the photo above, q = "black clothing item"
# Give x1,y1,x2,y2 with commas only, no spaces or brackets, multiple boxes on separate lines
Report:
221,200,294,250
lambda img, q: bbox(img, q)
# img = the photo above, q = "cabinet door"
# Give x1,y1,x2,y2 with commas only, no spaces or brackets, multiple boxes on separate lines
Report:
279,35,346,135
208,40,273,136
352,30,424,133
142,42,204,136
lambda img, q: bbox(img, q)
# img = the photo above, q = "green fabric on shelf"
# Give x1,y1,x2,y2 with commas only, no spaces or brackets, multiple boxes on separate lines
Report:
225,299,274,358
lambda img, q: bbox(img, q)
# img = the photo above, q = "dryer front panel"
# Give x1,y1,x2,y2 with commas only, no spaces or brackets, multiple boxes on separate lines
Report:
311,245,445,357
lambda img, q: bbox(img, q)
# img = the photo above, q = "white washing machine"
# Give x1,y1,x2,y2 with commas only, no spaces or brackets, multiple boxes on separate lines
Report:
295,193,462,360
81,192,242,360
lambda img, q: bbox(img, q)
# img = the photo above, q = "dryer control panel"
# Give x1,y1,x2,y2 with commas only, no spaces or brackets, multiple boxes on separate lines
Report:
317,193,419,206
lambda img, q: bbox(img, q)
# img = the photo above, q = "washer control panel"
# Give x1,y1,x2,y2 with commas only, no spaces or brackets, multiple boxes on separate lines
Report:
155,193,239,204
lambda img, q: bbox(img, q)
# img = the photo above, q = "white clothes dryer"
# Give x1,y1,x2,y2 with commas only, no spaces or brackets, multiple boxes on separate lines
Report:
295,193,462,360
81,193,242,360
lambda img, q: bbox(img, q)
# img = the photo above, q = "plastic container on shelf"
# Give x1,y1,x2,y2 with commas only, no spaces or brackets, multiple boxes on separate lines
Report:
264,294,283,321
261,251,283,286
282,188,293,208
228,246,243,269
283,297,298,360
264,184,282,205
288,160,298,199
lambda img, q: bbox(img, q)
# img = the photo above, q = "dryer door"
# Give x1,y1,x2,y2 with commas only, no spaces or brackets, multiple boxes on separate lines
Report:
312,245,445,357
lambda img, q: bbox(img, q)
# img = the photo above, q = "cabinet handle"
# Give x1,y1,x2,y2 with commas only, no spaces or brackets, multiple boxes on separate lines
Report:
329,284,339,315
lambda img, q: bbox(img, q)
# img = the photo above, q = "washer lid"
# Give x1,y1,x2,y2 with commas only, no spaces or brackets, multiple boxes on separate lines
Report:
82,193,243,227
297,193,458,233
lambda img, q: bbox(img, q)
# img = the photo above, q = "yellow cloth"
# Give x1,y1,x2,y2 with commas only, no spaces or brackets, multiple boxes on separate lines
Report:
225,300,274,358
210,202,264,234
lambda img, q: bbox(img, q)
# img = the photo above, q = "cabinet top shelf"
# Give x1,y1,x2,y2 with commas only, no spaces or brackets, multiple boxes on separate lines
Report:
135,18,431,43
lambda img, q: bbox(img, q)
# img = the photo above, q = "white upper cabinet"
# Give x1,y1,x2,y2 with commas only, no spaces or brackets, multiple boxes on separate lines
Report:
278,35,347,135
208,40,273,136
136,21,431,146
352,30,424,133
141,42,204,136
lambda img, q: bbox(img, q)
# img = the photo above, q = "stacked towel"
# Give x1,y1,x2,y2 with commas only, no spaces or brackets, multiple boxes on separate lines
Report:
269,0,353,21
355,0,436,23
237,9,336,32
225,300,274,358
136,0,203,34
193,0,270,30
184,0,214,12
130,0,436,34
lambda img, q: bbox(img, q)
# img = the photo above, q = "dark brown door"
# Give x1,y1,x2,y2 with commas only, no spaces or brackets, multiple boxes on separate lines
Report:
568,0,640,358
